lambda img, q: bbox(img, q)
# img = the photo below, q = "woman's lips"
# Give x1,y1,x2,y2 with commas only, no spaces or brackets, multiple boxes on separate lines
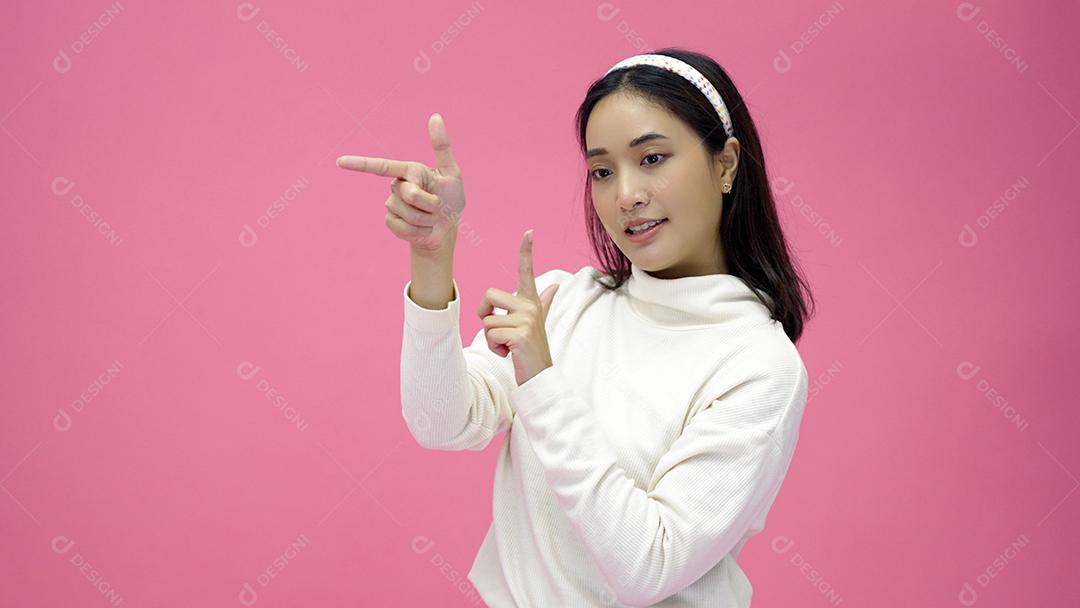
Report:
625,218,667,242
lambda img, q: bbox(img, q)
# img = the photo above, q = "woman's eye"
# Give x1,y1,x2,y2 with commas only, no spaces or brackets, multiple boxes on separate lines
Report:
590,154,666,181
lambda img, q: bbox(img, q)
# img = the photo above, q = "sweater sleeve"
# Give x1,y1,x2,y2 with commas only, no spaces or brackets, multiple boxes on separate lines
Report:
508,359,809,606
398,269,567,451
399,278,517,451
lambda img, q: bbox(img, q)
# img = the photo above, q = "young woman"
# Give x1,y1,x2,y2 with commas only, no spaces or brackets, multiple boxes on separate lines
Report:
338,47,815,608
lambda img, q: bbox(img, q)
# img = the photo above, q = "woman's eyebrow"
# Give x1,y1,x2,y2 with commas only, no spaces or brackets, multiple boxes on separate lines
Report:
587,132,669,159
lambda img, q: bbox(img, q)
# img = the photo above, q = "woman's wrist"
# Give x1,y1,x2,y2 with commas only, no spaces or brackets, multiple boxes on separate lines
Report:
408,238,456,310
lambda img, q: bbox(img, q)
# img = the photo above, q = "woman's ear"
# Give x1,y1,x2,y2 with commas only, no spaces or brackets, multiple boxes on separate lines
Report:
716,136,740,183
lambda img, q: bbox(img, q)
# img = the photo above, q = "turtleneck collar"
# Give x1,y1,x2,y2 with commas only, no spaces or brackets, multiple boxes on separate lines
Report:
623,262,774,329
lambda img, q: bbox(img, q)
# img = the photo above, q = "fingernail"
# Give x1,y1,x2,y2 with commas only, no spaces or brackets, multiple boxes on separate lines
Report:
526,229,534,243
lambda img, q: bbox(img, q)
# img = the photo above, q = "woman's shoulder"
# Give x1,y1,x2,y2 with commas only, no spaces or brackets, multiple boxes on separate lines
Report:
738,319,808,385
534,265,614,327
533,264,607,294
707,320,809,427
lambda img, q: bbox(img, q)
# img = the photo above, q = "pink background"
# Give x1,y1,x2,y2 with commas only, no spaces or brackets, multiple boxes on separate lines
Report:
2,1,1078,606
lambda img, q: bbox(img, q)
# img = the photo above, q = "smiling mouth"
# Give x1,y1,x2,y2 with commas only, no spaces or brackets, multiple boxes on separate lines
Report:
625,218,668,235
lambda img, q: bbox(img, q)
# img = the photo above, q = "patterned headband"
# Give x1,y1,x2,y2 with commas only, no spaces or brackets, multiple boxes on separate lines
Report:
604,53,735,139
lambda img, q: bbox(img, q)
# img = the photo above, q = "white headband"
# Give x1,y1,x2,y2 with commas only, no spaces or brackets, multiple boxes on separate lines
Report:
605,53,735,139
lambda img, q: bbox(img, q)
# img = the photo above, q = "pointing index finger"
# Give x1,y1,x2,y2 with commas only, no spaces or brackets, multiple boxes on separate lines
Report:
336,155,415,181
518,229,538,301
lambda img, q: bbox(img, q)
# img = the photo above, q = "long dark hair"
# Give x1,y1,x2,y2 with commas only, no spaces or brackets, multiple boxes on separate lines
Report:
574,47,815,343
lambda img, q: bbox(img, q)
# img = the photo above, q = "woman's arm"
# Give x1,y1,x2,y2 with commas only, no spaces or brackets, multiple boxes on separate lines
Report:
399,314,515,452
399,266,566,451
337,113,506,449
407,232,457,310
508,353,809,605
400,284,513,451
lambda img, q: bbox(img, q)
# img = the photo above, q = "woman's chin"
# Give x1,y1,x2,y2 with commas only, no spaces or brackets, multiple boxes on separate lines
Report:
627,253,670,274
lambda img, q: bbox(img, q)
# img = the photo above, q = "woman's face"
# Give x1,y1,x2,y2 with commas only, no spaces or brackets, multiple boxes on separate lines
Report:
585,92,739,279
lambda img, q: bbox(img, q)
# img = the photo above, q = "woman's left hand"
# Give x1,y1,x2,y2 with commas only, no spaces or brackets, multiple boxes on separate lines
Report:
477,229,560,386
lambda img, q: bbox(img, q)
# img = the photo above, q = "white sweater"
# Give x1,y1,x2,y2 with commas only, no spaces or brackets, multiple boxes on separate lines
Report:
399,263,809,607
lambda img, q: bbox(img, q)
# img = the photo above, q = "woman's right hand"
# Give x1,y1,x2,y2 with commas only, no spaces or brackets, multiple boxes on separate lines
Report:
336,113,465,256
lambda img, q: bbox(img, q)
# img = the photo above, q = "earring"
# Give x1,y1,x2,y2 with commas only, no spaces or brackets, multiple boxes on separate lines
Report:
722,182,732,193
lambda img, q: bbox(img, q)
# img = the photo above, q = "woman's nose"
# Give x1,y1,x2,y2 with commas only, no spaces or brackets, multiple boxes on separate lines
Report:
615,176,648,212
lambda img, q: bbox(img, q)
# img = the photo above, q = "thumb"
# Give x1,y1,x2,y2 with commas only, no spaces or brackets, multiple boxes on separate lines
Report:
428,113,460,175
539,283,560,320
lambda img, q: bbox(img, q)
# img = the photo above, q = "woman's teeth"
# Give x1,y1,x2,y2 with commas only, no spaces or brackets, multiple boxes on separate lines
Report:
627,219,666,234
